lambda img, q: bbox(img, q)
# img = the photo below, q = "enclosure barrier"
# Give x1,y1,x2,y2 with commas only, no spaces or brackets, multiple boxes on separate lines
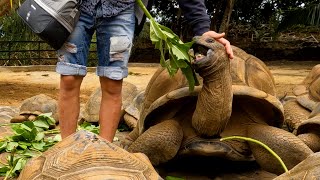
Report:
0,41,97,66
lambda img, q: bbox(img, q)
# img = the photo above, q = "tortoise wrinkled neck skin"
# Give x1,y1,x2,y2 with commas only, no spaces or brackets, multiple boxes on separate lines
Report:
191,36,233,136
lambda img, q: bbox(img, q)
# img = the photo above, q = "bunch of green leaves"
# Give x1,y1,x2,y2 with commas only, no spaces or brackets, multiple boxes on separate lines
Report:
0,113,61,179
0,114,125,179
78,122,100,134
136,0,199,91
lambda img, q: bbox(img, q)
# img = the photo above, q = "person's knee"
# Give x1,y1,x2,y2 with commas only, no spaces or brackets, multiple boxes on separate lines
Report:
100,77,122,97
60,75,83,91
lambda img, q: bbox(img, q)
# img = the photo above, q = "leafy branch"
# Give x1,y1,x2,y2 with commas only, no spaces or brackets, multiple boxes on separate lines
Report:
136,0,199,91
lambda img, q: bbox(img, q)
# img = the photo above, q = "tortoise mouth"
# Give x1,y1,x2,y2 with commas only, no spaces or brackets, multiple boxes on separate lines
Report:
191,43,211,62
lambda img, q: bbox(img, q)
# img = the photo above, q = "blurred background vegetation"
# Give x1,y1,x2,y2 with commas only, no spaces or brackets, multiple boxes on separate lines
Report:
0,0,319,65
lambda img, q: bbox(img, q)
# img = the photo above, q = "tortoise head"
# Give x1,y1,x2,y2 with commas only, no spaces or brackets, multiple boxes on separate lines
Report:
191,35,229,79
190,35,233,136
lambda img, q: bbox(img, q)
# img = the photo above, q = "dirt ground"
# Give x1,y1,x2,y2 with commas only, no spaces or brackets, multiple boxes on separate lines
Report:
0,61,319,107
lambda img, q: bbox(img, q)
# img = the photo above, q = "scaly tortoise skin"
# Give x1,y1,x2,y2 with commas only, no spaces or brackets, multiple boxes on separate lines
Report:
125,35,313,175
10,94,58,124
82,81,138,123
283,64,320,152
18,130,162,180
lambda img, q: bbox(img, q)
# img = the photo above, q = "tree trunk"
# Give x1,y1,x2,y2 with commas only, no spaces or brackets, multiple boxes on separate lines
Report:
210,0,224,32
0,0,10,17
218,0,235,35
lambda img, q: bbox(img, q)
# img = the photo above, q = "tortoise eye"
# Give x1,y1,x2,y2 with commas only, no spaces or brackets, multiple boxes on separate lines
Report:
206,38,214,43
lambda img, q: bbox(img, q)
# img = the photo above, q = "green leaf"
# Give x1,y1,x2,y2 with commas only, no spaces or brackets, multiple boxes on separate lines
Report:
18,141,31,146
0,142,8,152
12,158,27,174
36,113,56,126
33,119,49,129
181,67,197,91
22,121,35,129
53,134,61,142
35,132,45,141
22,149,41,158
18,144,27,150
79,122,100,134
11,124,25,135
32,142,46,151
20,124,32,132
18,141,31,150
0,166,10,176
150,20,166,42
6,142,18,152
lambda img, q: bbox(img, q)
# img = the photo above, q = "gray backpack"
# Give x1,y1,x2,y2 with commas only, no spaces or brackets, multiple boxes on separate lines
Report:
18,0,81,50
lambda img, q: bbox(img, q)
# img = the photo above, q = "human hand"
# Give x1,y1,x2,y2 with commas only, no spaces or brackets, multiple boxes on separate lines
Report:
202,31,234,59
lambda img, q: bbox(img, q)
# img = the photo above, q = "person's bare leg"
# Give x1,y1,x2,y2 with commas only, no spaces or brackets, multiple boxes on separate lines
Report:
59,75,83,139
99,77,122,142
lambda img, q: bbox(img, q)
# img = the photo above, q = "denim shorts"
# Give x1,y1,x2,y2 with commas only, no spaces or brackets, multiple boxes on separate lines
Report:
56,7,135,80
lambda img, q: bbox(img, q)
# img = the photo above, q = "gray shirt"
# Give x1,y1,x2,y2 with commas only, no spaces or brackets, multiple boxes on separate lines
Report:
80,0,135,18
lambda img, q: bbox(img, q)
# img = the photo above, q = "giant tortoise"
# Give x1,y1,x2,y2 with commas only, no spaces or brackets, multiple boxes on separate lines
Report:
283,64,320,151
124,35,313,175
18,130,162,180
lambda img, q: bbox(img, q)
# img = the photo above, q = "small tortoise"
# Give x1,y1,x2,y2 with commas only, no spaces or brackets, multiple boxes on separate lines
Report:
18,130,162,180
82,81,138,123
125,35,313,175
10,94,58,124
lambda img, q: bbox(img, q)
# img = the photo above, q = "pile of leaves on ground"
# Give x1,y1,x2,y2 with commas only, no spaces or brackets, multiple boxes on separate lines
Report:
0,113,100,179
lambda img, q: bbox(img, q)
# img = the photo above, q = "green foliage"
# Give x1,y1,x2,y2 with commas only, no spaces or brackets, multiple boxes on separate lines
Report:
0,113,125,179
278,2,320,30
165,176,185,180
137,0,199,91
0,114,61,179
79,122,100,134
0,10,39,41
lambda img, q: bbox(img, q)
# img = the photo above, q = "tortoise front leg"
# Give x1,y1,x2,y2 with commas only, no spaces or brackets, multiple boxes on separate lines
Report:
127,120,183,166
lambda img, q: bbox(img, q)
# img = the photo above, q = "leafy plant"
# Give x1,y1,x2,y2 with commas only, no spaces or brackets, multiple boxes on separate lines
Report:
0,113,60,179
220,136,288,173
0,113,124,179
136,0,198,91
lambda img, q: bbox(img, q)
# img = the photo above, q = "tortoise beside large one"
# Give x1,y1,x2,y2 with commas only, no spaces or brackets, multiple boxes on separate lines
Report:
18,130,162,180
283,64,320,152
124,35,313,175
81,81,138,124
10,94,58,124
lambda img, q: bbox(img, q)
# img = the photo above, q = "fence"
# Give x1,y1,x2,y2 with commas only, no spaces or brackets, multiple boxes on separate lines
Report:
0,41,98,66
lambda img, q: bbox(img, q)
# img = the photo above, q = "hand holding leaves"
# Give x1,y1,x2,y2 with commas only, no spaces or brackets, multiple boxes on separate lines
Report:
136,0,199,91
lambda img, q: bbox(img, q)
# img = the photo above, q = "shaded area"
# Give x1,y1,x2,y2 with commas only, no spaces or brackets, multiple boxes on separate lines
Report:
157,156,277,180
